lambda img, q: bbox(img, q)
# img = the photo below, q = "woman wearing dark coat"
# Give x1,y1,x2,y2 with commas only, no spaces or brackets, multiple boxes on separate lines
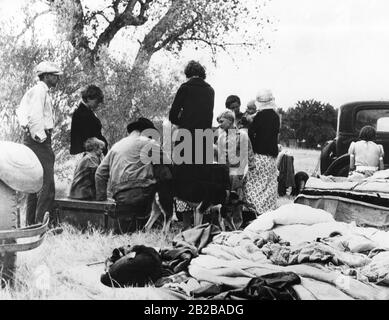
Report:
70,85,108,155
169,60,214,131
244,89,280,215
168,61,216,228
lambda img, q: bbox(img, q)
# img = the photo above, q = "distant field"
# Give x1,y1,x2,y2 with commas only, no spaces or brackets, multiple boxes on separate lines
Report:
284,147,321,175
1,225,176,300
276,147,321,207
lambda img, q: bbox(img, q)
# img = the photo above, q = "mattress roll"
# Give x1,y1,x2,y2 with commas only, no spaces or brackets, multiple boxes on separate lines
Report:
0,141,43,193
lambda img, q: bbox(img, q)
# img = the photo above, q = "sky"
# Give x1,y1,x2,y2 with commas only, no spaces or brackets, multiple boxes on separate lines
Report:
1,0,389,119
209,0,389,117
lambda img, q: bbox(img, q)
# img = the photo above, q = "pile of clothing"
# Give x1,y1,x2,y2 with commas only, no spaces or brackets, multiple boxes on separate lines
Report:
277,152,295,196
100,223,222,297
187,203,389,299
100,203,389,299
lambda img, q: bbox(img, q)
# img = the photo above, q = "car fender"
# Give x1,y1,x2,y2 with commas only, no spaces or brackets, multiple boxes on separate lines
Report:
320,139,336,174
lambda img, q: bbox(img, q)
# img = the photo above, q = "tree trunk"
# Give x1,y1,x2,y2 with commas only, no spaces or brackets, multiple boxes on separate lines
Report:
132,46,153,77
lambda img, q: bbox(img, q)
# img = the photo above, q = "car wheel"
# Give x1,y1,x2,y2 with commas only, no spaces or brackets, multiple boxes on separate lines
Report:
0,181,17,288
324,155,350,177
337,165,350,177
320,140,336,174
325,164,350,177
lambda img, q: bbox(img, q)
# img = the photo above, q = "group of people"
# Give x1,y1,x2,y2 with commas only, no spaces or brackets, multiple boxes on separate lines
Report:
16,62,111,226
16,59,282,231
212,91,281,227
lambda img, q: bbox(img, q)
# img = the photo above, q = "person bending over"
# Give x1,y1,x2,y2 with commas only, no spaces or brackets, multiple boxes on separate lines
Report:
70,85,108,156
95,118,170,233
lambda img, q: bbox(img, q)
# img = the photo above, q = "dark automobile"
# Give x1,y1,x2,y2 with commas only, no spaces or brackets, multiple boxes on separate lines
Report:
320,101,389,176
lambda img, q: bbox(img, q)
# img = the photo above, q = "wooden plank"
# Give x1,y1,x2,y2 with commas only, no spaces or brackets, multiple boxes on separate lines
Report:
53,198,119,231
0,213,49,253
55,198,116,210
0,236,46,253
0,214,49,240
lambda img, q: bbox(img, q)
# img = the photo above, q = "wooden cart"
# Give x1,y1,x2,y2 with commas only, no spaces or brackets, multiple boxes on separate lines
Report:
0,181,50,287
53,198,117,231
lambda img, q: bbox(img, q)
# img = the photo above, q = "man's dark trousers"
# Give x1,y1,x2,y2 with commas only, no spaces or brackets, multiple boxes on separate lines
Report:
23,132,55,225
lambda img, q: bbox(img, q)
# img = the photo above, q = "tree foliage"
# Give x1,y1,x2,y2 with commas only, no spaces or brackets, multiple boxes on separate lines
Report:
41,0,273,115
0,14,180,169
277,107,295,144
280,100,337,148
0,0,272,175
43,0,272,68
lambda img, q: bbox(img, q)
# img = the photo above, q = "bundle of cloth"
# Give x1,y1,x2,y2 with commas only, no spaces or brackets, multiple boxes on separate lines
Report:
186,203,389,300
99,223,222,297
91,202,389,299
306,170,389,194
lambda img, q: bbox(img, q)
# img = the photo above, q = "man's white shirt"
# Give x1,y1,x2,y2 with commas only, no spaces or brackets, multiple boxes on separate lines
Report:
17,81,54,142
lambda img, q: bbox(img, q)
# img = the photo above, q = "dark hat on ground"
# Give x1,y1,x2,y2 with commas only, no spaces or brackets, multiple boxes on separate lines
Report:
100,245,162,288
127,117,156,134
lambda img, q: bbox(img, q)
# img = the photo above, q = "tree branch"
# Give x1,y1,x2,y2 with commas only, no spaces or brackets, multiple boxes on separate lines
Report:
121,0,150,25
86,9,112,24
63,0,91,53
15,9,51,42
154,16,199,52
139,0,186,54
138,0,153,19
124,0,139,14
111,0,121,17
92,0,152,57
178,37,258,49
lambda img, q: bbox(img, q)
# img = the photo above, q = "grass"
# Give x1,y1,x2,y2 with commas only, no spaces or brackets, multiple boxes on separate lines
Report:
1,147,320,299
283,147,321,176
1,224,180,299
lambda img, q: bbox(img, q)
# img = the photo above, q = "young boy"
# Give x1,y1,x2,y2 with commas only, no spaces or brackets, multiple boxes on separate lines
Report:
69,137,105,200
215,110,254,230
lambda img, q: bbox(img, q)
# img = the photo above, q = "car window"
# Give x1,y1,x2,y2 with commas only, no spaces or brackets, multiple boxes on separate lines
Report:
355,109,389,133
377,117,389,132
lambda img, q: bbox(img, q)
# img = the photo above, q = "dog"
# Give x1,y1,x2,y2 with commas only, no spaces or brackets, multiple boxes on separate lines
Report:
144,189,241,234
291,171,309,196
144,164,239,233
208,201,243,232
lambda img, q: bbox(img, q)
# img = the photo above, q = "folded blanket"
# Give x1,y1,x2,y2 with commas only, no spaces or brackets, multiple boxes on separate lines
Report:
202,243,268,263
306,176,357,190
360,251,389,285
271,222,389,252
244,203,334,233
261,241,371,268
189,255,389,300
270,222,351,246
305,176,389,195
298,277,353,300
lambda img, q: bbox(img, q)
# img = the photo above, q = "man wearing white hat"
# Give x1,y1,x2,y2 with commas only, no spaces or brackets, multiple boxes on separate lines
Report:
16,61,63,225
